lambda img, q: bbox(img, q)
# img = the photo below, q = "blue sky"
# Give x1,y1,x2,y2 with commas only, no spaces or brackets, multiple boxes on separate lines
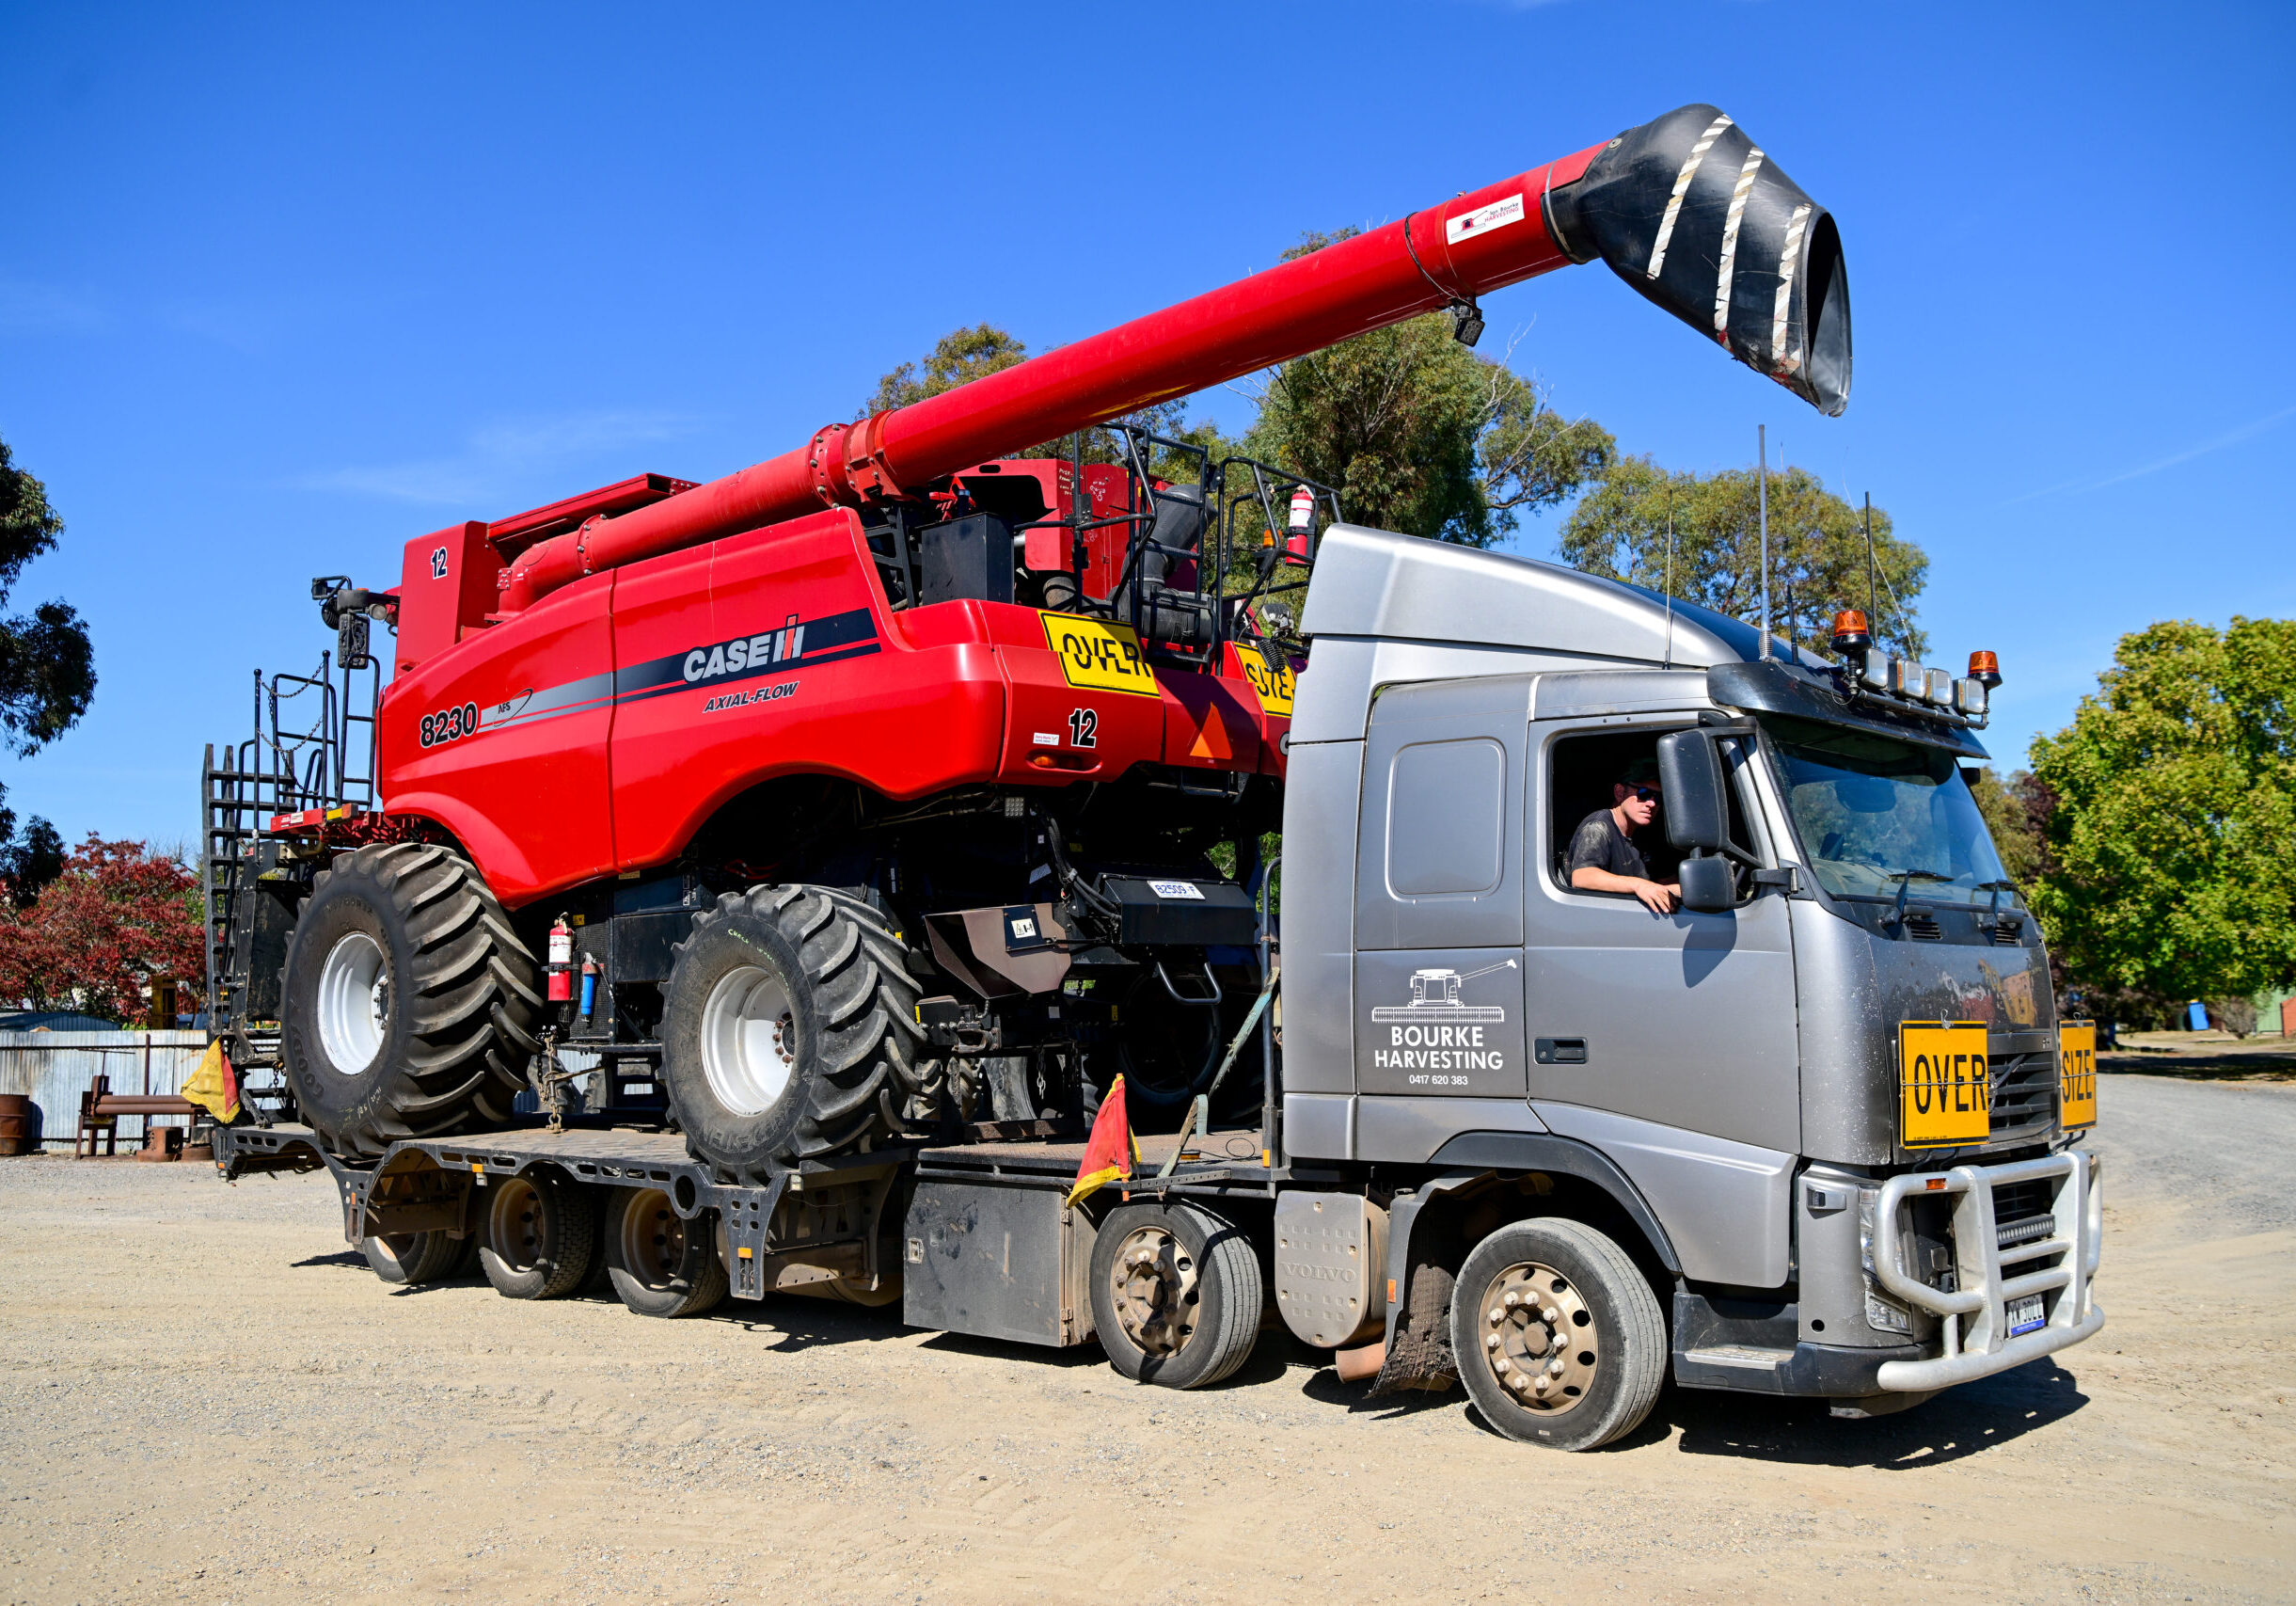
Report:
3,0,2290,848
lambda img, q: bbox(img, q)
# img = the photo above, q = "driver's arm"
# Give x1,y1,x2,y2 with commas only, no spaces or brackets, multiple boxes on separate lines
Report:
1571,865,1679,914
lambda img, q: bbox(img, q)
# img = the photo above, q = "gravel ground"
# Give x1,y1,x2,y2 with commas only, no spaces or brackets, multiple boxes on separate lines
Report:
1,1072,2288,1605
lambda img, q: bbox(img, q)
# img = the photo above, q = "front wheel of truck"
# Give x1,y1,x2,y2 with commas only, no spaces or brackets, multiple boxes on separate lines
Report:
1449,1217,1666,1451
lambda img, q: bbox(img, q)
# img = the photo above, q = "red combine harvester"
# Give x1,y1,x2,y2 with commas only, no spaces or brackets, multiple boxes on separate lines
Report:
205,102,1849,1186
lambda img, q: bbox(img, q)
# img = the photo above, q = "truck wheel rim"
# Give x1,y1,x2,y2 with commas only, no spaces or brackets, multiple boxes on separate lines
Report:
1476,1261,1596,1416
1108,1225,1199,1358
316,932,388,1073
488,1178,546,1272
619,1188,686,1286
699,965,798,1116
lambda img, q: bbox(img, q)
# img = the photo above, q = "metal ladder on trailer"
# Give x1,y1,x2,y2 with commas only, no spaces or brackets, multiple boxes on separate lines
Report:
200,653,380,1118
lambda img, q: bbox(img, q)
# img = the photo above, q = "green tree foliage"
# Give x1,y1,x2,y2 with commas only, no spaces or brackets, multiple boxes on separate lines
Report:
0,434,95,889
1559,455,1928,659
2027,617,2296,1008
1246,231,1613,548
862,324,1031,415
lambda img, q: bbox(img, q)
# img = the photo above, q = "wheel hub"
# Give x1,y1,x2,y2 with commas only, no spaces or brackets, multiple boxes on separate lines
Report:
1477,1261,1597,1415
1107,1225,1199,1358
315,931,389,1073
619,1187,686,1284
488,1177,545,1273
698,964,798,1117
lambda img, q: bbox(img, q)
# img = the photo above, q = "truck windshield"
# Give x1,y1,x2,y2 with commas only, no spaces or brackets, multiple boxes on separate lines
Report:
1760,714,2013,906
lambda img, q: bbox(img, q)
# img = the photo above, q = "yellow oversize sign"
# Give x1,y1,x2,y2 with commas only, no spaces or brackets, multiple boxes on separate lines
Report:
1039,612,1159,697
2059,1021,2098,1128
1900,1021,1990,1149
1236,647,1296,717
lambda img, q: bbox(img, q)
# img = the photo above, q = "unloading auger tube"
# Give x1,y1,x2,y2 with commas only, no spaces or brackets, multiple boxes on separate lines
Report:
499,103,1848,611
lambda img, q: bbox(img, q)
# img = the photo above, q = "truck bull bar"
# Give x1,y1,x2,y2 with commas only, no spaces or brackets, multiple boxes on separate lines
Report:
1871,1149,2103,1392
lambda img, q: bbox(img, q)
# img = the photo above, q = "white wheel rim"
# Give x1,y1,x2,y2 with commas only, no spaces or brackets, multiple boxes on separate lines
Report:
317,932,388,1073
699,964,797,1116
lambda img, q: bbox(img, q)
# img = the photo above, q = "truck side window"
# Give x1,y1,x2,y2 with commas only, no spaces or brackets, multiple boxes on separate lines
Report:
1548,728,1718,894
1386,738,1507,898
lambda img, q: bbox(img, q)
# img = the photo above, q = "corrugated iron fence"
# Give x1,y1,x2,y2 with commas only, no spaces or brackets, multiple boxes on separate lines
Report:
0,1031,212,1149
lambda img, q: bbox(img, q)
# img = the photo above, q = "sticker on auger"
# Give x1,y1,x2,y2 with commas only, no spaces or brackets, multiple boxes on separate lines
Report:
1446,193,1525,245
1899,1021,1990,1149
1039,612,1158,697
1147,881,1203,900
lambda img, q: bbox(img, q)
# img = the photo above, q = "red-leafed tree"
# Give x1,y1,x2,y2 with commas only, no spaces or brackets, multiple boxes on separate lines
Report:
0,835,202,1023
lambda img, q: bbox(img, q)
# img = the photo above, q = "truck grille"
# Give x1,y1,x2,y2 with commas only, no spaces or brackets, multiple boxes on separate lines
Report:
1989,1175,2058,1249
1987,1052,2056,1140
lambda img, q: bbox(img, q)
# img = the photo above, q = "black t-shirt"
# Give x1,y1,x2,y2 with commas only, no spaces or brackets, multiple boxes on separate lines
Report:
1567,808,1649,883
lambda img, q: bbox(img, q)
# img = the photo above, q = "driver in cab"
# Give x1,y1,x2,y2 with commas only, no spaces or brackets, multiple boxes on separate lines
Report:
1568,758,1680,914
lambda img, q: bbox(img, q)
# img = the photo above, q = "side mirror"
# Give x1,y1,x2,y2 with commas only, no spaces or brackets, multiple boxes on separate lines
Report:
1656,729,1730,853
1678,854,1735,913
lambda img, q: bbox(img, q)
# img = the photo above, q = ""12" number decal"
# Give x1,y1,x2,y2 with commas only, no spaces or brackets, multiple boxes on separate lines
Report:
420,702,482,748
1067,707,1099,748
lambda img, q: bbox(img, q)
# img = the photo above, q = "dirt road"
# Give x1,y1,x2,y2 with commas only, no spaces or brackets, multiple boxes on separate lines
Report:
2,1072,2288,1605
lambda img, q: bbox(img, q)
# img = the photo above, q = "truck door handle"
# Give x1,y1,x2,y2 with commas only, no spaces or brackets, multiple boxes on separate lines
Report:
1535,1038,1587,1065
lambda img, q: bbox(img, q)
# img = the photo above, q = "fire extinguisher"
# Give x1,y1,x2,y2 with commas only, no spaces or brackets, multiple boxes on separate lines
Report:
546,917,574,1016
578,955,599,1025
1285,485,1315,561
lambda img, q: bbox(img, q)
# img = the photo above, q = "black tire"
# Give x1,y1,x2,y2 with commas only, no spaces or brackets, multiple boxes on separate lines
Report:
1449,1217,1666,1451
605,1186,729,1318
478,1172,594,1299
659,884,937,1177
280,843,542,1159
1089,1200,1262,1390
361,1231,463,1285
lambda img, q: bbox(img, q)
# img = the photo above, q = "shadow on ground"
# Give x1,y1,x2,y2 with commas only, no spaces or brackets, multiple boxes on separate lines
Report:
1659,1358,2089,1467
2100,1054,2295,1083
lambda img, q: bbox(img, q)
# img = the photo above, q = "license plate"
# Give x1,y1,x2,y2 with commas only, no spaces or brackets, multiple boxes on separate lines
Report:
2059,1021,2098,1128
2006,1293,2046,1337
1899,1021,1991,1148
1039,612,1159,697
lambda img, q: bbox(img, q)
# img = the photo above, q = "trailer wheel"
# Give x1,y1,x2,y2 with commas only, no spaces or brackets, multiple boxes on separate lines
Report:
279,843,542,1159
605,1187,729,1317
478,1172,594,1299
360,1230,463,1285
660,883,937,1174
1449,1217,1665,1452
1089,1201,1262,1390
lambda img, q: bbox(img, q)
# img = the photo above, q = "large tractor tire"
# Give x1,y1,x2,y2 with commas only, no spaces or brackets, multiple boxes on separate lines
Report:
280,843,542,1159
659,883,937,1179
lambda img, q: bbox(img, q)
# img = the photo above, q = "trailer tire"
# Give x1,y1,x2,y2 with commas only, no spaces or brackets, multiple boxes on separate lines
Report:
605,1187,729,1318
660,884,936,1175
478,1172,594,1299
1449,1217,1665,1452
360,1230,463,1285
1089,1200,1262,1390
279,843,542,1159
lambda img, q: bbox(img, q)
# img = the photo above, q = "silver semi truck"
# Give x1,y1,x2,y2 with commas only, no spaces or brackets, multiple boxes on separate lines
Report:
213,521,2101,1454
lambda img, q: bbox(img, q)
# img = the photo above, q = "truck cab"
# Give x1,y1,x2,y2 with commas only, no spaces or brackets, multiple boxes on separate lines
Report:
1277,524,2101,1423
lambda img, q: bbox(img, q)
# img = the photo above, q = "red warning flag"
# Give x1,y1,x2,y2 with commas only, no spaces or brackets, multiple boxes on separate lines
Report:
1066,1074,1137,1207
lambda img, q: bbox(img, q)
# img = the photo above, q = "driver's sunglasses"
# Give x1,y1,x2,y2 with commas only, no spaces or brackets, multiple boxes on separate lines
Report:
1630,786,1661,803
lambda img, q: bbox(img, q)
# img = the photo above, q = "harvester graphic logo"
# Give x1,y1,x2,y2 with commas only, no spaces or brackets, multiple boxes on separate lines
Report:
1370,959,1517,1025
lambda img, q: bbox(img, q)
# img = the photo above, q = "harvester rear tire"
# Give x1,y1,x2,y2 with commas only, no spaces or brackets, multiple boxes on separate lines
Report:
279,842,542,1159
659,884,937,1177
